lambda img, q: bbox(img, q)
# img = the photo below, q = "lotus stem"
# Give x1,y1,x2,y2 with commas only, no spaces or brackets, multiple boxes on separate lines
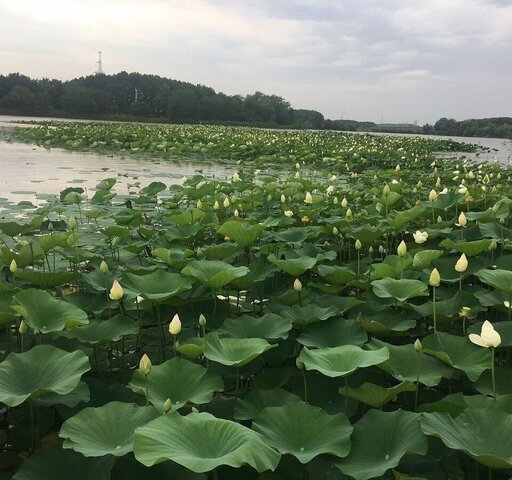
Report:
491,347,497,400
145,374,149,406
415,352,421,411
433,286,437,333
302,370,308,404
235,367,240,400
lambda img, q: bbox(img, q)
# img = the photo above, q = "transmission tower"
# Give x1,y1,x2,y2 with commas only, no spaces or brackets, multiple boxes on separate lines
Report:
95,51,104,75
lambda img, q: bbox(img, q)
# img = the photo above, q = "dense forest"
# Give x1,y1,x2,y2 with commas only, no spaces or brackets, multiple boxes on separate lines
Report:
0,72,510,138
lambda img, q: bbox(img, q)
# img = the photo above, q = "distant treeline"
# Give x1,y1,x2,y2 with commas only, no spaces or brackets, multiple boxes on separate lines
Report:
424,117,512,140
0,72,510,138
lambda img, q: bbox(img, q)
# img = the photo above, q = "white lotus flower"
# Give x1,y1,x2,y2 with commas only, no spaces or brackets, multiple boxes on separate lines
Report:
413,231,428,244
284,210,294,217
469,320,501,348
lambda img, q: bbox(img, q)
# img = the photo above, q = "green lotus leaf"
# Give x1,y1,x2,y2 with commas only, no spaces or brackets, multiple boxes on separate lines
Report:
298,345,389,378
335,409,428,480
129,357,223,412
12,445,114,480
81,270,117,292
152,247,195,268
419,393,512,416
340,381,416,409
367,339,453,387
412,250,443,270
12,288,88,333
439,238,493,256
234,388,302,421
371,256,413,280
204,332,276,367
139,181,166,196
420,408,512,468
217,220,265,247
0,345,90,407
267,254,318,277
252,402,353,463
60,402,159,457
422,332,491,381
219,313,293,340
357,309,416,334
317,264,358,285
181,260,249,289
32,381,90,408
0,289,18,325
62,314,138,345
276,303,339,327
14,270,80,288
346,224,384,243
372,278,428,303
177,337,205,358
297,318,367,348
133,412,281,473
122,270,193,301
475,268,512,294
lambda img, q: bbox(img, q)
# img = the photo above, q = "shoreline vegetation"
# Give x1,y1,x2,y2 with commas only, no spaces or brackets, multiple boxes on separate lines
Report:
1,72,511,139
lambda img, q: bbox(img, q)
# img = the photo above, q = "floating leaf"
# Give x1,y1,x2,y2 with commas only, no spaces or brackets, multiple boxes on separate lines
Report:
297,318,367,348
335,409,428,480
134,412,281,473
60,402,159,457
234,388,302,421
298,345,389,378
62,314,138,345
204,332,276,367
122,270,193,301
0,345,90,407
253,402,353,463
181,260,249,289
130,357,223,412
217,220,265,247
421,408,512,468
267,254,318,277
219,313,293,340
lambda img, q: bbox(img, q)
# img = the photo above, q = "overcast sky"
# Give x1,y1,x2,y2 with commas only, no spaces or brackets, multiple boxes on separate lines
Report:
1,0,511,124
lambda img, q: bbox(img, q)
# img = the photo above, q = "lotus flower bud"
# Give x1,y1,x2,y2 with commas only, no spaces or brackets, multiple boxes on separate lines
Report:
296,357,304,370
341,197,349,208
379,245,384,254
234,209,240,217
139,354,152,376
355,239,362,250
301,216,310,223
280,193,286,203
199,314,207,327
109,279,123,300
397,240,407,257
197,199,203,209
395,164,400,171
455,253,468,273
429,268,441,287
232,172,240,182
332,226,339,236
68,216,77,230
99,260,109,273
169,314,182,335
369,246,374,254
267,194,272,202
213,200,220,210
428,189,438,201
223,197,230,208
293,278,302,292
19,320,28,335
333,196,339,205
345,208,353,219
304,192,313,204
383,184,391,195
456,212,467,227
163,398,172,413
414,339,422,352
437,216,443,223
9,259,17,273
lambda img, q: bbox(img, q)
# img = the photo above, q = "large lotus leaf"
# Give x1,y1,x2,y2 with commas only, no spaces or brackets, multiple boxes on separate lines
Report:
15,270,80,288
421,332,491,382
367,339,453,387
60,402,159,457
81,270,116,292
33,381,90,408
346,224,384,243
340,381,416,409
252,402,353,463
122,270,193,301
370,255,413,280
63,314,139,345
372,278,428,303
0,289,18,325
217,220,265,247
357,309,416,335
420,408,512,468
12,445,115,480
234,388,302,420
130,357,222,412
267,254,318,277
439,238,493,256
0,345,90,406
133,412,281,473
419,393,512,417
298,345,389,378
219,313,293,340
204,332,276,367
317,264,358,285
276,303,339,327
152,247,195,268
181,260,249,289
335,409,428,480
12,288,88,333
409,290,484,319
177,337,205,358
297,318,367,348
475,268,512,294
412,250,443,270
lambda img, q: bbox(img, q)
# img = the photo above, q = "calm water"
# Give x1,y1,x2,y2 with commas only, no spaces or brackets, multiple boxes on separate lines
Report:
0,115,510,206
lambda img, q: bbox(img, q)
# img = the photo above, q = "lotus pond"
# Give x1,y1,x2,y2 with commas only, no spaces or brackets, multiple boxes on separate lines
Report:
1,123,512,480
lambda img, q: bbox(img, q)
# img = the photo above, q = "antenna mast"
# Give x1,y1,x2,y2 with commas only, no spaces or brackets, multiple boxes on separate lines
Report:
95,51,103,75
